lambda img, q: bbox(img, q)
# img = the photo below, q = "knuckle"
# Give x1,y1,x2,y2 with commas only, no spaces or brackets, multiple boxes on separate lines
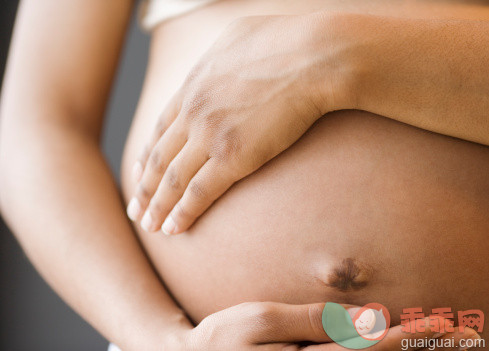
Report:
182,92,224,129
136,184,150,201
188,179,207,201
243,302,280,339
211,126,241,161
182,94,207,120
149,149,163,170
164,165,181,191
247,302,278,322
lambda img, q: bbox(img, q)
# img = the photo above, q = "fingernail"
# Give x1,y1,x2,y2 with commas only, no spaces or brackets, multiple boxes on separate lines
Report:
162,215,176,235
433,332,445,338
127,198,142,221
132,162,143,181
141,212,153,232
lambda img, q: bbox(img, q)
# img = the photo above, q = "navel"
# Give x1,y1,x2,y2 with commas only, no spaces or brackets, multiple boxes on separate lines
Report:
326,258,373,292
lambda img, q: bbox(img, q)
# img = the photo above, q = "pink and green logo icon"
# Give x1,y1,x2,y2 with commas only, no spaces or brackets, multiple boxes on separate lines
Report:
322,302,390,349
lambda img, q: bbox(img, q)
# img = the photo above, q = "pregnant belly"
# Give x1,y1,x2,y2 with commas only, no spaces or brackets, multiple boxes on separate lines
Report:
121,0,489,337
127,110,489,332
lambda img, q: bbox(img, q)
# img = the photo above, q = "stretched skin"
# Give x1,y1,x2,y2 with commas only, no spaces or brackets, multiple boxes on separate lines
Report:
121,0,489,342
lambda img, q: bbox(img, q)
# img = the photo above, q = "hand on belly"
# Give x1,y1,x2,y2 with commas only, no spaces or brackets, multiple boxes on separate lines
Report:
127,110,489,347
125,12,353,236
119,0,489,347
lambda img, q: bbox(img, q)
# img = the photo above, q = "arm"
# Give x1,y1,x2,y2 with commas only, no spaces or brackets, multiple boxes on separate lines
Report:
323,13,489,146
127,11,489,235
2,3,421,350
0,1,189,349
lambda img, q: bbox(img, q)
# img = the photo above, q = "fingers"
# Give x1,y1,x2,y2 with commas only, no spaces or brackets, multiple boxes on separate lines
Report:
161,158,238,235
196,301,483,351
285,326,482,351
132,92,182,182
140,143,208,232
126,121,186,223
304,317,478,351
255,316,481,351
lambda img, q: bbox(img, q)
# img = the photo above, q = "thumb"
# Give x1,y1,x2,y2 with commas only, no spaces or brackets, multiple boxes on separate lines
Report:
248,302,361,344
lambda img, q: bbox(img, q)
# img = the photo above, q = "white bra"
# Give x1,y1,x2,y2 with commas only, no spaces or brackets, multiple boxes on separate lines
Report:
139,0,222,31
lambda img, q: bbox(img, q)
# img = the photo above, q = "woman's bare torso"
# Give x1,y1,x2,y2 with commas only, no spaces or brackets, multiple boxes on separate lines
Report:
121,0,489,335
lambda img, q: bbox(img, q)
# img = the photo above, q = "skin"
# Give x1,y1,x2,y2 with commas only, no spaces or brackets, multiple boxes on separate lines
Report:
128,5,489,235
122,0,489,347
0,1,186,349
0,0,486,350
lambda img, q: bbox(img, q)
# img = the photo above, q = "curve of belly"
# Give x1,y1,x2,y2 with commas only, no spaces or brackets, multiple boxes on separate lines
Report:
121,0,489,335
136,111,489,329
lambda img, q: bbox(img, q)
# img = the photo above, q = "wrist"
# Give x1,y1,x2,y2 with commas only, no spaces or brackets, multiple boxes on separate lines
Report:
121,310,192,351
306,11,371,113
156,314,193,351
161,324,193,351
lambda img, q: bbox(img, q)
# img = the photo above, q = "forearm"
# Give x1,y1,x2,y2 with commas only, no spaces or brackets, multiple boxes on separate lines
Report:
322,13,489,145
0,118,190,350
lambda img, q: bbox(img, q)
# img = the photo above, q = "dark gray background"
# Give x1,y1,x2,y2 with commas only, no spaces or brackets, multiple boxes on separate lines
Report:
0,1,150,349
